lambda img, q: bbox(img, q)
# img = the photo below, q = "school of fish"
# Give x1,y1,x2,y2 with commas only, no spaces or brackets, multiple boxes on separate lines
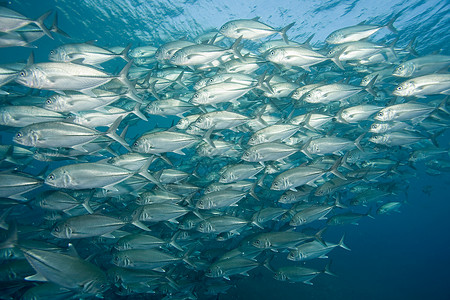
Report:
0,5,449,300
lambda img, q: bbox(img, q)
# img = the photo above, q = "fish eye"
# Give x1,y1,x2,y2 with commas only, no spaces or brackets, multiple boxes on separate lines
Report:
47,174,55,180
255,240,260,245
50,50,54,55
46,99,52,104
397,66,403,71
19,71,26,77
270,50,275,56
208,78,214,83
194,93,199,98
371,124,378,129
15,132,22,138
377,112,383,116
54,226,60,232
396,86,403,90
133,142,139,147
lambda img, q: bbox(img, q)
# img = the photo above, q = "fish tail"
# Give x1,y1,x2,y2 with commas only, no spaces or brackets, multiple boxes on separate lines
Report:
323,260,337,276
330,47,345,70
119,43,132,62
230,36,243,59
118,60,143,103
338,234,351,251
131,103,148,121
50,11,70,38
105,116,131,151
280,22,295,44
34,10,53,39
385,13,399,34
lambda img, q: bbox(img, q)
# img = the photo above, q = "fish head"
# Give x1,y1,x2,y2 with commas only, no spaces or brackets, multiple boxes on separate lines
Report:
393,81,414,97
132,138,151,153
196,220,213,233
15,66,44,89
44,94,66,112
194,115,212,129
241,150,254,162
248,133,264,145
51,221,72,238
13,127,39,147
219,21,237,38
45,169,72,189
0,108,12,126
193,77,209,90
219,171,234,183
264,48,285,64
48,47,68,62
274,271,287,281
374,108,392,122
190,91,208,106
306,141,320,154
369,122,388,133
252,236,271,249
270,177,285,191
325,31,344,44
205,265,222,278
314,185,329,196
278,192,294,204
392,63,414,77
186,124,203,135
114,241,131,251
369,134,389,145
169,49,187,66
145,102,162,115
196,197,212,210
112,252,131,268
176,117,191,130
287,250,301,261
302,89,321,103
360,74,374,87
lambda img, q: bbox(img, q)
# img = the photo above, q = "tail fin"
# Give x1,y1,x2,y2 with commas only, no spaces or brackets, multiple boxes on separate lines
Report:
117,60,142,103
230,36,243,59
280,22,295,44
105,116,131,151
119,43,132,62
34,10,53,39
328,157,346,181
385,13,399,34
50,11,70,38
131,103,148,121
337,234,351,251
323,260,337,277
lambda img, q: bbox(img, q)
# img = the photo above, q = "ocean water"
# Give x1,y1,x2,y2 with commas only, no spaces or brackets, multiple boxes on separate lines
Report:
0,0,449,299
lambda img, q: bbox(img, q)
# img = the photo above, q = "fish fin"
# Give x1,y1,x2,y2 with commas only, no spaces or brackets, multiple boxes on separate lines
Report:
25,272,48,282
153,267,166,273
131,220,151,231
119,43,132,62
385,13,399,34
240,271,250,277
105,116,131,151
118,60,142,102
223,276,231,281
338,234,351,251
324,260,337,277
173,149,186,155
50,11,70,38
280,22,295,44
78,88,97,97
303,280,313,285
34,10,53,39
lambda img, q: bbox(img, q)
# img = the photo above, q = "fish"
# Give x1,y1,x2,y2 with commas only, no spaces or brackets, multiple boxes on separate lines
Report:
22,248,109,297
219,17,294,43
325,15,398,44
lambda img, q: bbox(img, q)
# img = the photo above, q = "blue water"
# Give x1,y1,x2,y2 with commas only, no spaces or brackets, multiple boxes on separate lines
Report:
1,0,450,299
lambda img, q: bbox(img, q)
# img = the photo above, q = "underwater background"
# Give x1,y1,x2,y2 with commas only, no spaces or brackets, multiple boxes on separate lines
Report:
0,0,449,299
